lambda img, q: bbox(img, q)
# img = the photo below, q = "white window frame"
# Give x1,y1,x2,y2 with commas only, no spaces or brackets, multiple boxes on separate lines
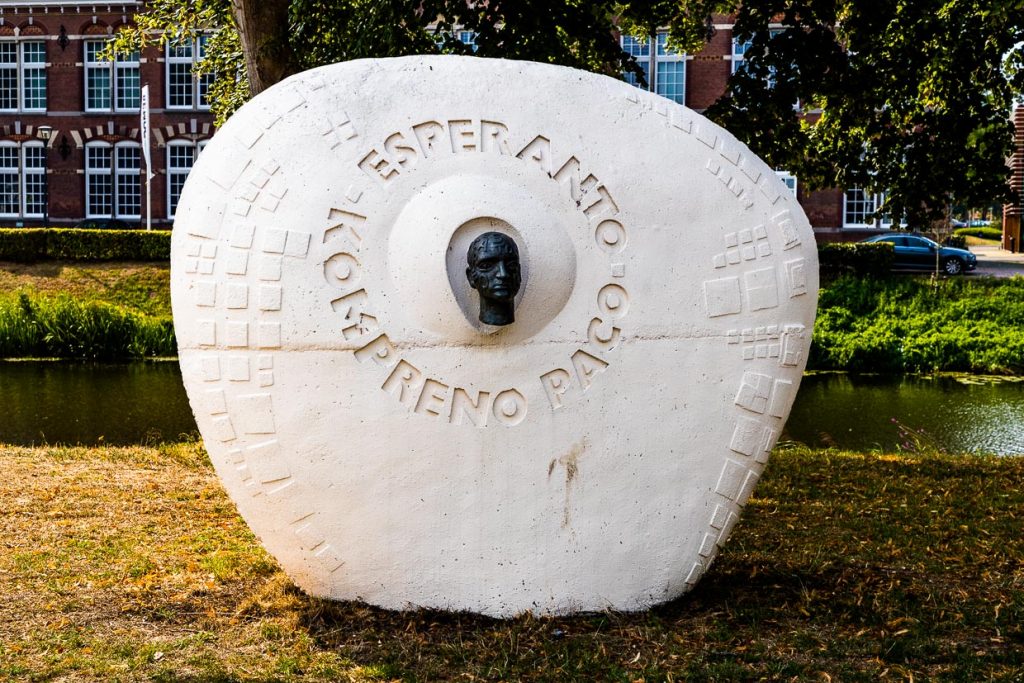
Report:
165,35,212,111
620,32,686,105
115,46,141,112
85,141,141,219
0,141,46,218
732,28,784,74
731,34,748,74
84,39,111,112
196,35,212,108
620,34,650,90
0,40,47,113
114,142,142,220
0,42,17,112
0,142,19,217
20,42,46,112
85,142,113,218
654,32,685,104
457,30,478,52
843,186,898,229
166,140,207,219
84,39,140,113
21,142,45,217
775,170,797,197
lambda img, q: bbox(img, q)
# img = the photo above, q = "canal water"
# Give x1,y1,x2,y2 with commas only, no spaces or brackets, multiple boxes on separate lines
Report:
783,373,1024,455
1,362,1022,455
0,361,197,446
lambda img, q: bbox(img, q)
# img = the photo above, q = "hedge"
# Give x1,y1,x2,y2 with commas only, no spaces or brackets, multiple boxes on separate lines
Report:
0,229,966,280
0,228,171,262
954,226,1002,240
817,241,894,279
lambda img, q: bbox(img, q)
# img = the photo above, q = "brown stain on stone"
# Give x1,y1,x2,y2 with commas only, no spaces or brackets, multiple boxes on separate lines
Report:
549,439,587,529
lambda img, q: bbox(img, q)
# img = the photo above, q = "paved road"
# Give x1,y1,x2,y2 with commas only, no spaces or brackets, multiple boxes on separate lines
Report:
967,245,1024,278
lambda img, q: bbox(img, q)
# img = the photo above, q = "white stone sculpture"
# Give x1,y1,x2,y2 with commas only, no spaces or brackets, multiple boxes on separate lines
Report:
171,56,818,617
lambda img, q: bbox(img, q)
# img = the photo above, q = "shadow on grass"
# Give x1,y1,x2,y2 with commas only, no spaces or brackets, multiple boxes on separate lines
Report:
279,446,1024,681
285,560,973,681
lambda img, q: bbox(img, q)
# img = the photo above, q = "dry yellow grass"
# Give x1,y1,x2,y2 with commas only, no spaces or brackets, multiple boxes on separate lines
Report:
1,444,1022,681
0,262,170,317
0,444,351,680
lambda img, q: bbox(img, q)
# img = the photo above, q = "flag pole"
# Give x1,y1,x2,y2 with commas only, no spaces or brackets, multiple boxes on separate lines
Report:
141,84,153,231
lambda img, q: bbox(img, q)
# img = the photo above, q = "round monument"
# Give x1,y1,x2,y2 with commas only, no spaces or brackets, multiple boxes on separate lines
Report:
171,56,818,617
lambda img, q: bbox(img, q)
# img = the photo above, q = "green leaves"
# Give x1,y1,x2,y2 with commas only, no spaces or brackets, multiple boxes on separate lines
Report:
121,0,1023,218
707,0,1024,225
811,275,1024,374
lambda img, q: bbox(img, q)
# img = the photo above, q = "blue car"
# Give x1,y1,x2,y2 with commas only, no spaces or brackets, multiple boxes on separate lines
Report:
861,233,977,275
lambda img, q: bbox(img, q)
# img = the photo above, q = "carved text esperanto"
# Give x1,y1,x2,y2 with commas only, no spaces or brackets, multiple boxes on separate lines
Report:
322,119,631,426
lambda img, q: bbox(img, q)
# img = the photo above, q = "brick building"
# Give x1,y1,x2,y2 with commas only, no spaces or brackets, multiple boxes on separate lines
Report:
0,0,213,228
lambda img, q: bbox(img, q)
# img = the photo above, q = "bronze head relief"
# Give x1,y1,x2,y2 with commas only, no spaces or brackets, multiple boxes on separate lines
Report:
465,231,522,326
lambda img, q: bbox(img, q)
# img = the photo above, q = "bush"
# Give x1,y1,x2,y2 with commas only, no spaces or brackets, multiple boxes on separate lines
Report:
810,276,1024,374
817,241,895,279
943,234,968,249
0,228,171,262
954,226,1002,240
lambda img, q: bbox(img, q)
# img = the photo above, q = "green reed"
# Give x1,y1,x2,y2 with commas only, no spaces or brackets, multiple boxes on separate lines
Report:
0,290,175,359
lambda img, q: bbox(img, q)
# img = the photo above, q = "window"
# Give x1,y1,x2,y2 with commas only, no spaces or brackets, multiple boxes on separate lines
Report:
196,36,213,106
843,186,874,227
84,41,110,111
732,35,752,74
843,186,896,228
116,145,141,218
0,142,45,217
0,41,46,112
620,32,685,104
0,44,16,110
166,35,212,110
167,141,207,218
23,145,45,216
732,29,801,109
22,43,45,111
621,35,650,89
85,142,141,219
85,40,140,112
0,145,19,214
85,145,112,217
457,31,478,52
731,29,784,74
775,170,797,196
731,35,750,73
654,33,685,103
116,49,141,110
0,145,20,215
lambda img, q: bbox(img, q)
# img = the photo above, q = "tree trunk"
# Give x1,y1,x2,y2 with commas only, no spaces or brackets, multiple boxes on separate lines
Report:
231,0,298,96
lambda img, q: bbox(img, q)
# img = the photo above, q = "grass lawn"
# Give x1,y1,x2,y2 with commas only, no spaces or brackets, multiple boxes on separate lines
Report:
964,236,1001,247
1,443,1020,681
0,261,171,318
0,262,174,359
